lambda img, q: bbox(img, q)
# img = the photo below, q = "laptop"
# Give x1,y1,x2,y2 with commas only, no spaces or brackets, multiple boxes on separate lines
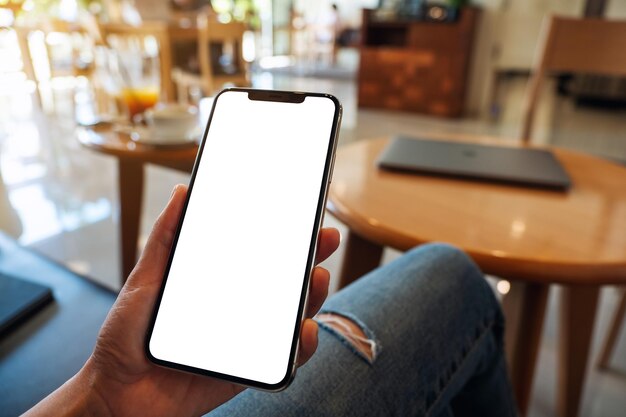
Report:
377,136,572,190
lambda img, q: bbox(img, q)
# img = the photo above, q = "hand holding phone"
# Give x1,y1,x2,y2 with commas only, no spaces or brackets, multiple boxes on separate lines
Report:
24,186,341,417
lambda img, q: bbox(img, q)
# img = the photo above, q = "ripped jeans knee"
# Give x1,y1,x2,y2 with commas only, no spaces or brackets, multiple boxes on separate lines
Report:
315,311,381,364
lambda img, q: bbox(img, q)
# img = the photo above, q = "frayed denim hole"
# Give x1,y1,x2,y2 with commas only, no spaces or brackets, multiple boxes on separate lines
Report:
316,320,376,365
318,309,382,357
316,310,381,364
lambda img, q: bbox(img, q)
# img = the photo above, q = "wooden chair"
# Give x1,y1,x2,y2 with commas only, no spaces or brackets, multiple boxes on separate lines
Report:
520,15,626,143
98,21,175,101
517,14,626,414
171,16,249,101
14,19,98,111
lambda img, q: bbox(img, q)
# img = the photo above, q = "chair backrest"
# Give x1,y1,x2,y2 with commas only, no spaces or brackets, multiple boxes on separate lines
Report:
99,22,174,101
14,20,94,81
520,15,626,143
196,16,248,93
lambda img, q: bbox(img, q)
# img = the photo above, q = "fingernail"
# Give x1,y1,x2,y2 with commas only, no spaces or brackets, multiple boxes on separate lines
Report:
170,185,179,199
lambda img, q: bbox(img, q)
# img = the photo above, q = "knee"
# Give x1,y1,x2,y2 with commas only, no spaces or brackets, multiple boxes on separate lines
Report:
400,243,500,319
403,243,482,288
404,242,474,271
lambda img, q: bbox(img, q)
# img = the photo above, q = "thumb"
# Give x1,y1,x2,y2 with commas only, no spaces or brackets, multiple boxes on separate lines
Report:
127,184,188,286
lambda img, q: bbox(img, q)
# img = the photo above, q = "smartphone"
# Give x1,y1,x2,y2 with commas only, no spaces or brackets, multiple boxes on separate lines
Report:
145,88,342,391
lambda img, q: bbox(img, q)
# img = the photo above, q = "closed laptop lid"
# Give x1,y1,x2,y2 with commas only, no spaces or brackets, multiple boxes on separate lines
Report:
0,273,53,337
377,136,571,190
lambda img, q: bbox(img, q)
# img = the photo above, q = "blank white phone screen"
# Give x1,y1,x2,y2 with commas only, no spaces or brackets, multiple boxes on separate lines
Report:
149,91,337,385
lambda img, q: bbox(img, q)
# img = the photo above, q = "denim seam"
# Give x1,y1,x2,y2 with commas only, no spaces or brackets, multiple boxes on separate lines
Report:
425,315,508,417
315,309,381,364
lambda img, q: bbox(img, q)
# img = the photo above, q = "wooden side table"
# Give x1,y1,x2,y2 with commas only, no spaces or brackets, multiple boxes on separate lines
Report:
78,99,213,282
327,137,626,417
77,126,197,282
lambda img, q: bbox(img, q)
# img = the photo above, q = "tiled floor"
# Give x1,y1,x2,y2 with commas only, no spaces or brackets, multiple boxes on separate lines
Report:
1,70,626,416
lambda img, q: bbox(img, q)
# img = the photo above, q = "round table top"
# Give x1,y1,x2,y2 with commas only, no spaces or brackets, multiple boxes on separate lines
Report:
327,137,626,285
77,124,199,166
77,99,214,167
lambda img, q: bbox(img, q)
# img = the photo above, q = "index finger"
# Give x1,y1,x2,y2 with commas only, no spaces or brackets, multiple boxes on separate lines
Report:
315,228,340,265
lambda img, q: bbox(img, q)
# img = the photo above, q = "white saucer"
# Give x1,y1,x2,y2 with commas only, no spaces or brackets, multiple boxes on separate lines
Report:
115,125,203,146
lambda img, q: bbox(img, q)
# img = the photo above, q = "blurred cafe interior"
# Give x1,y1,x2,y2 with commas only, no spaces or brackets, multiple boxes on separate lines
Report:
1,0,626,416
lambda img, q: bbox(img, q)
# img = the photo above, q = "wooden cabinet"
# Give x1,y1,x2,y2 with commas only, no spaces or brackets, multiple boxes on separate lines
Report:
358,8,480,117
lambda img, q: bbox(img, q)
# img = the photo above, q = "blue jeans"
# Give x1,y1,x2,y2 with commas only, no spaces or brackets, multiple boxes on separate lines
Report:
208,244,518,417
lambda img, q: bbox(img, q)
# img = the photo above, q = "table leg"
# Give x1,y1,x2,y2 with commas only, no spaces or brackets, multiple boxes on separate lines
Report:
502,281,550,416
557,285,600,417
597,287,626,369
337,230,384,289
118,159,144,285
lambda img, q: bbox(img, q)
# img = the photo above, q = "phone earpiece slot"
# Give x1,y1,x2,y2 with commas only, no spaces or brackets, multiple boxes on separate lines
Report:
248,91,305,103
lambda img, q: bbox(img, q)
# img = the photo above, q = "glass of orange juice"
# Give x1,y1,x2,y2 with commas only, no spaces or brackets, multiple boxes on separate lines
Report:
98,48,161,123
120,84,160,121
117,53,161,122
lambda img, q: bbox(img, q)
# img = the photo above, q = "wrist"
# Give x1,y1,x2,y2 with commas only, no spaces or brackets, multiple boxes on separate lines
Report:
24,359,112,417
77,360,115,417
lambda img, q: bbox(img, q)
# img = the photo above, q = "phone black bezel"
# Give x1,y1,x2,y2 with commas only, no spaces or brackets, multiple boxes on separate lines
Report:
144,87,342,391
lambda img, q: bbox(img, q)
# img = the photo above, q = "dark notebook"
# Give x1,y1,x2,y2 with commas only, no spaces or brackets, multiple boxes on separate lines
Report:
377,136,572,190
0,273,53,337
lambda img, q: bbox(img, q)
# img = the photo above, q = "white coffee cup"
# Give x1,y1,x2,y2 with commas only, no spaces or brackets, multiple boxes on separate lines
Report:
144,104,199,143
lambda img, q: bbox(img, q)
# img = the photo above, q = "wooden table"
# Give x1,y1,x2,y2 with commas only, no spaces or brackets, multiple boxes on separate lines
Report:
327,137,626,417
77,100,213,281
77,126,198,281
